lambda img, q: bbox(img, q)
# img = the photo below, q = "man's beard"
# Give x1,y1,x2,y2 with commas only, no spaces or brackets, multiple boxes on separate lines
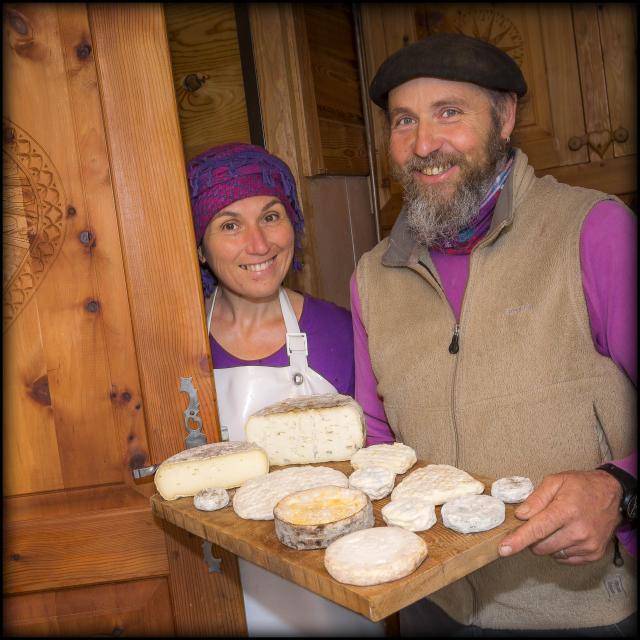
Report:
392,125,507,248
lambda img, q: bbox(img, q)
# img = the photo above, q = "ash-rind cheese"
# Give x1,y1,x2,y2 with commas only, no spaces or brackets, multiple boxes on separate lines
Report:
274,486,374,550
350,442,417,474
391,464,484,505
324,526,428,586
381,496,436,532
491,476,534,503
194,487,229,511
245,393,366,466
441,494,505,533
349,466,396,500
154,441,269,501
233,465,349,520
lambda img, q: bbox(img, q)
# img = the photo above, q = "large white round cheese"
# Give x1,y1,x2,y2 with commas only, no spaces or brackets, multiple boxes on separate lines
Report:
491,476,534,503
350,443,417,474
233,465,349,520
274,486,373,550
381,496,436,532
348,466,396,500
324,526,428,586
391,464,484,505
441,494,505,533
245,393,366,466
154,441,269,500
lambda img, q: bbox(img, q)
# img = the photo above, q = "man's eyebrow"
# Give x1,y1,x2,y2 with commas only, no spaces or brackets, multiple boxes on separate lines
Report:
389,96,472,117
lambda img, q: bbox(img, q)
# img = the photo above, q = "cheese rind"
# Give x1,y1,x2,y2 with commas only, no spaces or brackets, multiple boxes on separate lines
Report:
274,486,373,550
350,443,417,474
348,466,396,500
245,393,366,466
154,441,269,501
233,465,349,520
391,464,484,505
491,476,534,503
324,526,428,586
381,496,436,532
441,494,505,533
194,487,230,511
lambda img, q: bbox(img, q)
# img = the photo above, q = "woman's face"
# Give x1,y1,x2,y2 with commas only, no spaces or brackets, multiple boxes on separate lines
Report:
200,195,295,301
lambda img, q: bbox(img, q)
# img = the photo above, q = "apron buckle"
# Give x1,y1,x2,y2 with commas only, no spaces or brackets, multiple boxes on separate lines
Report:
286,332,308,357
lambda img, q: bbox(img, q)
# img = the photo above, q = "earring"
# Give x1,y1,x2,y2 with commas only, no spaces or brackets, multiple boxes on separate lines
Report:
505,136,511,144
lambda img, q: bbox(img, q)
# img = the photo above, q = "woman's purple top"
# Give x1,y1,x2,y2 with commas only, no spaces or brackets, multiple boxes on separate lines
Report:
351,200,637,554
210,293,354,397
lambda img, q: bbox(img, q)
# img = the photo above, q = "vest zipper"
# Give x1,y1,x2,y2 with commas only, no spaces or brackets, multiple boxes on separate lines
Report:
449,324,460,354
418,259,461,465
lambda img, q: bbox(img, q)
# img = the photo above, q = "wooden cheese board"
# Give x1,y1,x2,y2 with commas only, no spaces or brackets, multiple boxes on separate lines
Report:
150,460,521,622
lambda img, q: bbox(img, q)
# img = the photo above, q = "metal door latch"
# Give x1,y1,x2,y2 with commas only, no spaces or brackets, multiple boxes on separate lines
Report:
181,377,207,449
201,539,222,573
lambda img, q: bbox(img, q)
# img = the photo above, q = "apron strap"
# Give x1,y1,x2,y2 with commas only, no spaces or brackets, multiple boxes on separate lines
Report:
206,287,310,382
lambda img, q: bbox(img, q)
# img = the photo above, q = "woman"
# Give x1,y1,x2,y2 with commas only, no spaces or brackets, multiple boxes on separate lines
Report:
187,143,381,636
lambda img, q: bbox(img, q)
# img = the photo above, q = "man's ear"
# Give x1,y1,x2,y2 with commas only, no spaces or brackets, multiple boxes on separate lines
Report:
501,93,518,139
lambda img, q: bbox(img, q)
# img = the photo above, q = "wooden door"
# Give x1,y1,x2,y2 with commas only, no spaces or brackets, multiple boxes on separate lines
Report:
3,3,245,635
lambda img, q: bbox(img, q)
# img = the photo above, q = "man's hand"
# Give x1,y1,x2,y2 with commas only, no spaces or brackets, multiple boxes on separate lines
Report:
498,470,623,564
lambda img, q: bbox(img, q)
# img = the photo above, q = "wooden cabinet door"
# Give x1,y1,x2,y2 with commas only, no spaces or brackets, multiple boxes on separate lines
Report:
3,3,245,636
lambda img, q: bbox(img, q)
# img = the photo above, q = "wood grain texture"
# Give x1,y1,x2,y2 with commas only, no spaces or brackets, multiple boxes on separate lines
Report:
3,577,175,637
56,4,152,488
572,4,613,161
88,3,222,461
248,3,321,297
164,3,251,162
4,504,168,594
151,461,520,622
161,521,247,636
598,3,636,159
4,2,126,494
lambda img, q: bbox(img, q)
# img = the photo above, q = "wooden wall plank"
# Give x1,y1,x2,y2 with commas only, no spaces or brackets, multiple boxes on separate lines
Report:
4,507,168,594
87,3,222,460
4,577,175,637
248,3,321,296
164,3,251,162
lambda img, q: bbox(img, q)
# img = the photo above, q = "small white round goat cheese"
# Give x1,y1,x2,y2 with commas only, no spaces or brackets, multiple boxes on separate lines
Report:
490,476,534,503
194,487,230,511
350,442,417,474
441,494,505,534
381,496,436,532
349,466,396,500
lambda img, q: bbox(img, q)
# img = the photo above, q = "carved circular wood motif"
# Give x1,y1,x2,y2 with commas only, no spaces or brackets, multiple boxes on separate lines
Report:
431,8,524,68
3,119,67,331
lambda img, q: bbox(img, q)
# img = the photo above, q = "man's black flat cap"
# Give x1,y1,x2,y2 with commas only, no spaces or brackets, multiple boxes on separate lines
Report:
369,32,527,109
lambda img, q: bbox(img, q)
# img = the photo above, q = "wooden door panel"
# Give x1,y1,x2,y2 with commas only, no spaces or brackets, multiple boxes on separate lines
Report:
599,3,636,159
3,578,175,637
4,500,168,594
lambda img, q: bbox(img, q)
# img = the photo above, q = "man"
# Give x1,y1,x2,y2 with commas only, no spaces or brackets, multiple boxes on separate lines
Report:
351,33,636,636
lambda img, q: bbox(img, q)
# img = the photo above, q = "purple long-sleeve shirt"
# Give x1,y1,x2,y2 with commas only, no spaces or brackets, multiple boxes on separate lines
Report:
351,200,637,554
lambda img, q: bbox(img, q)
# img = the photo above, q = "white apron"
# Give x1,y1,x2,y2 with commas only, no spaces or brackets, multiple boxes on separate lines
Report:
208,287,383,637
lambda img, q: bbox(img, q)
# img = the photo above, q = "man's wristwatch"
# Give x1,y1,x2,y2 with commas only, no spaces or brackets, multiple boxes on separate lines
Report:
597,463,637,525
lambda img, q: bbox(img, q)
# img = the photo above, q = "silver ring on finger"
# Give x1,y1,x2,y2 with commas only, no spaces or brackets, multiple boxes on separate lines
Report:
556,548,568,560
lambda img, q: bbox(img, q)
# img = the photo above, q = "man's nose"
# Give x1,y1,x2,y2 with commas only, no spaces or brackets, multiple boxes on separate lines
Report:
413,120,442,158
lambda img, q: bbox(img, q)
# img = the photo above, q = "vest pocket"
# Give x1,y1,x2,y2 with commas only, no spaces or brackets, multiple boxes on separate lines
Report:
592,402,613,463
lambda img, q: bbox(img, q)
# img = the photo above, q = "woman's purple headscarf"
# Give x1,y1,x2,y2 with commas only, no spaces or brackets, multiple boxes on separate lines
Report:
187,143,305,297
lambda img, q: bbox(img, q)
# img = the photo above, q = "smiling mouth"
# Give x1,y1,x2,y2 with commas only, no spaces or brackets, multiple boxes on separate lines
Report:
240,257,275,272
417,162,454,176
